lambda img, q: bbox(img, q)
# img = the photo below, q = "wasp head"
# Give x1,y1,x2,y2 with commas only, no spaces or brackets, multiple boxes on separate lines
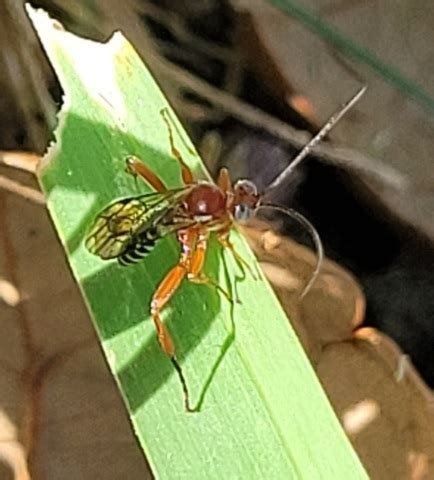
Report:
232,179,260,224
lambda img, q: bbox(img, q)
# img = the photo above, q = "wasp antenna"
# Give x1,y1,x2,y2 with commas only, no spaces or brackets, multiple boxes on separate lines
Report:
266,86,367,195
257,204,323,298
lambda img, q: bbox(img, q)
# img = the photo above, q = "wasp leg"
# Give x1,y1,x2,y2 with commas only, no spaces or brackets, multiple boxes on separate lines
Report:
217,232,258,281
187,232,235,304
216,167,232,194
160,107,194,185
189,275,235,303
151,229,234,411
150,262,194,411
217,168,235,210
125,155,168,192
150,230,200,412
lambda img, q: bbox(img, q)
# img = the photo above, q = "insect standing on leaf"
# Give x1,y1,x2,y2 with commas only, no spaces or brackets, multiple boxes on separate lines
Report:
85,87,366,412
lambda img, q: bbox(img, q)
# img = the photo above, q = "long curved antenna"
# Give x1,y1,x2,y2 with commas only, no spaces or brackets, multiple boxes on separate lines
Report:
265,86,367,197
257,204,323,298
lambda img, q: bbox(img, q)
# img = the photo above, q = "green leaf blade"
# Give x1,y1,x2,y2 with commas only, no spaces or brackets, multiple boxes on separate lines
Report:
28,5,367,479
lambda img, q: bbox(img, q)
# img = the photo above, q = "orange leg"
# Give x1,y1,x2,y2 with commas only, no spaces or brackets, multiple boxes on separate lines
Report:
218,230,258,281
186,231,234,303
160,107,194,185
124,108,194,190
151,262,195,411
151,263,187,358
125,155,168,192
216,167,232,194
150,229,233,411
217,168,234,210
150,230,196,411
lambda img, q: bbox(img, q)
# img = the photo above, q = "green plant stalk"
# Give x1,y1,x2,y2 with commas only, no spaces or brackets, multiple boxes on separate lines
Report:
269,0,434,115
28,5,367,479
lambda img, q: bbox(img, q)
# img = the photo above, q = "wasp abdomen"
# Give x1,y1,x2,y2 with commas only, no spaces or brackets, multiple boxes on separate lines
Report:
118,229,157,266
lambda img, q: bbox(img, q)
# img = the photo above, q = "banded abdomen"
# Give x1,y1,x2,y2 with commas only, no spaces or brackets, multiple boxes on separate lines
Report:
118,227,159,266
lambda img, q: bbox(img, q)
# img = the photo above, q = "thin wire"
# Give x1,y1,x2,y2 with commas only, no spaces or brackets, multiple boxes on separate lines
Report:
265,86,367,196
257,204,323,298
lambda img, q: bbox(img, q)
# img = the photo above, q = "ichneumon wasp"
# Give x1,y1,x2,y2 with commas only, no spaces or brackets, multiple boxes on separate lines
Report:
85,87,366,411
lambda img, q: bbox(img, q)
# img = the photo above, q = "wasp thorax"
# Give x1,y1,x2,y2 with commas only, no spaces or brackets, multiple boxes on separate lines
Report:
184,184,226,217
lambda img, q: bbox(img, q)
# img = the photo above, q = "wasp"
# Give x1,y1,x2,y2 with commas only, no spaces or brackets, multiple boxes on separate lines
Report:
85,87,366,411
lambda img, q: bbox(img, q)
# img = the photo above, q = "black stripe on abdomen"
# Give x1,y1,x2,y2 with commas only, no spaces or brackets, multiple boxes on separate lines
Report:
118,238,155,266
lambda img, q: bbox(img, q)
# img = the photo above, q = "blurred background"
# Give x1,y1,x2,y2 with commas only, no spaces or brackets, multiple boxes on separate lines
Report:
1,1,434,479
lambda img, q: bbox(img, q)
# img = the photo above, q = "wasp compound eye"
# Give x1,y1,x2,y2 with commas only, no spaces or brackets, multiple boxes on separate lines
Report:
234,203,254,223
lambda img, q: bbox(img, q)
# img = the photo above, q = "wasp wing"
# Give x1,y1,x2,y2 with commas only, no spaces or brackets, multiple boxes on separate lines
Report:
85,188,192,260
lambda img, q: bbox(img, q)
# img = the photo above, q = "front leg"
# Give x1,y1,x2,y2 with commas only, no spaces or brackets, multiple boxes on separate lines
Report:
217,228,258,281
186,230,234,303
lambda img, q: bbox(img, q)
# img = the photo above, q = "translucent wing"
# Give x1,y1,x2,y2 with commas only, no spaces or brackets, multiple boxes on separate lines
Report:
85,188,191,260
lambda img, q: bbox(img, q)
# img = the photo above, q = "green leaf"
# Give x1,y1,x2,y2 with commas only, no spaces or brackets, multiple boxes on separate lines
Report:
27,5,367,479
